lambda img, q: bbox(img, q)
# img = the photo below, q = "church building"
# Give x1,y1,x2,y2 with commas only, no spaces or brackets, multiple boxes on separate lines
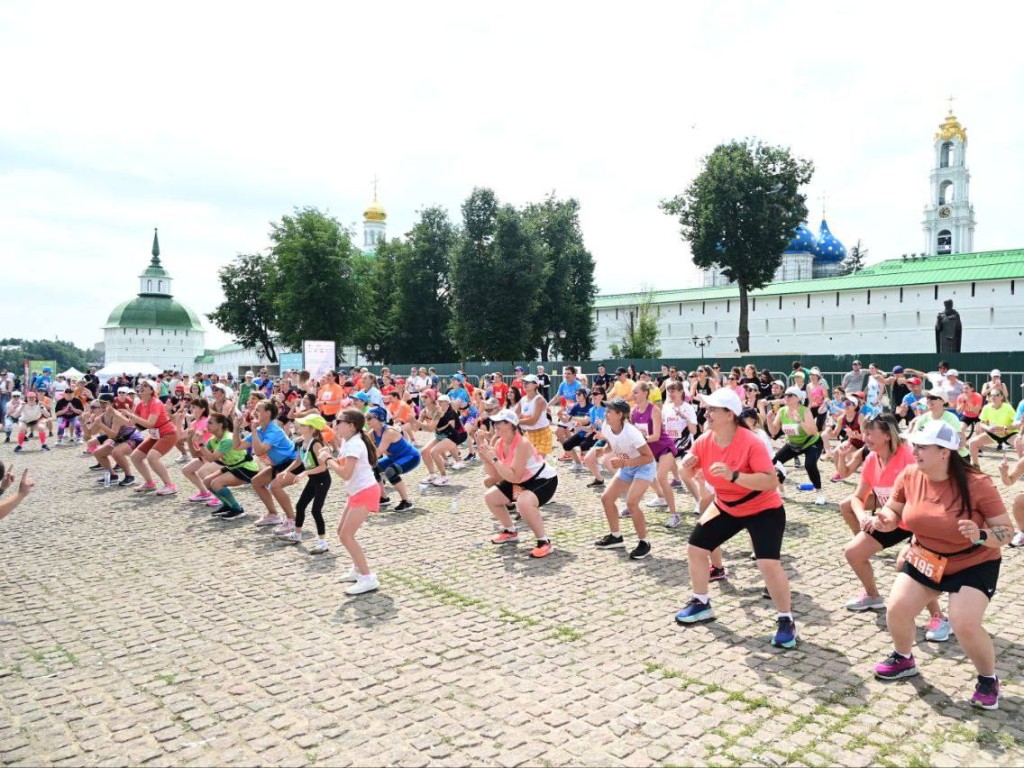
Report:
102,230,206,372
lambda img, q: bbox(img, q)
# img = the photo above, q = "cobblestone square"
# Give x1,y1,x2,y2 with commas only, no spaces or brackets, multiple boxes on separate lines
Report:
2,443,1022,766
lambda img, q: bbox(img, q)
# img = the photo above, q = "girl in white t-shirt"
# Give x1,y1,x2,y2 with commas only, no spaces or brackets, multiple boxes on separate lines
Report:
593,398,657,560
321,408,382,596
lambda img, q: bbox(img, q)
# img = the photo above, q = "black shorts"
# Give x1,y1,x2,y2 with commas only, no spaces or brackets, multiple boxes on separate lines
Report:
962,415,980,426
562,431,597,453
901,557,1000,600
222,465,258,482
97,435,109,445
496,473,558,507
270,459,294,477
868,528,912,549
437,430,467,446
982,430,1018,447
689,505,786,560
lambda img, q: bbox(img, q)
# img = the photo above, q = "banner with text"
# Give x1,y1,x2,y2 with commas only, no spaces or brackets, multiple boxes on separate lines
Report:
302,341,335,381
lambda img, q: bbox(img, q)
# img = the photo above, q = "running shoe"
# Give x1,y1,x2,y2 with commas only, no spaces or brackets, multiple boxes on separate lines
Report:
154,484,177,496
220,508,246,520
207,497,222,507
394,500,413,512
117,475,136,487
491,530,519,545
134,482,157,493
670,479,682,489
430,475,450,486
709,566,727,582
814,492,827,506
41,444,50,451
665,513,683,529
422,474,438,485
558,452,574,462
618,508,632,518
309,539,329,555
845,593,886,612
594,533,625,549
675,597,714,624
1011,531,1024,548
645,497,669,508
874,652,918,680
771,616,798,649
925,615,953,642
761,587,772,599
345,575,380,595
529,540,553,558
794,457,802,468
188,491,212,503
96,474,118,485
379,496,391,506
176,454,190,464
340,566,359,582
831,473,842,483
464,453,476,462
89,463,105,471
273,521,296,536
254,514,284,527
13,446,22,453
629,540,651,560
277,531,302,544
211,504,230,516
586,478,604,488
451,462,465,470
970,677,1000,710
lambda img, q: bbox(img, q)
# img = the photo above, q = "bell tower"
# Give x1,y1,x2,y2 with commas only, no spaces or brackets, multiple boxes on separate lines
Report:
922,99,975,255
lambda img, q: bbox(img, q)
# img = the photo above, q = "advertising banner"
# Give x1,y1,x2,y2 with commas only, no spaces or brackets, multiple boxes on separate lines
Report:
278,352,304,372
302,341,335,381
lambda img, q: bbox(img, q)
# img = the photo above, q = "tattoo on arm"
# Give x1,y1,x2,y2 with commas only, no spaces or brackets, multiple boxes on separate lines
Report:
989,526,1012,542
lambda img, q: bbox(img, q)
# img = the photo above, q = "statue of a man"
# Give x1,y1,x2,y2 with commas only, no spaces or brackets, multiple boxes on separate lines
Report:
935,299,963,354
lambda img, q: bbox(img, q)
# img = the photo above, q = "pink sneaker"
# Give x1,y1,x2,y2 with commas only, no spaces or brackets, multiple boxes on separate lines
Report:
189,491,212,502
154,484,178,496
273,520,296,535
207,497,223,507
254,514,284,527
134,482,158,493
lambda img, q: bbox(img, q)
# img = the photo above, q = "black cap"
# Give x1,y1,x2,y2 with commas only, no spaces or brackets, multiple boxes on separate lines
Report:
615,367,628,375
739,407,759,421
98,393,115,403
606,398,631,415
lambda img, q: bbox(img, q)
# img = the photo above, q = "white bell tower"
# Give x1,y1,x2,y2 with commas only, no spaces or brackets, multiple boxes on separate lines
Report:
922,99,975,255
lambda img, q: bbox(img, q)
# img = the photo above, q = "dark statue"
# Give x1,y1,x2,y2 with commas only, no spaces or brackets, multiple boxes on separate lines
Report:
935,299,963,354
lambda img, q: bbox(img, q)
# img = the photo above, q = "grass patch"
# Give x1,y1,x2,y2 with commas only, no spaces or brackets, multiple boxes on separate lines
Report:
156,673,177,685
548,625,584,643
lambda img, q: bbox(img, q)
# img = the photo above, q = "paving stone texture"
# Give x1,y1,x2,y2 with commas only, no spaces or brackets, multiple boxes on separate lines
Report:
2,436,1023,767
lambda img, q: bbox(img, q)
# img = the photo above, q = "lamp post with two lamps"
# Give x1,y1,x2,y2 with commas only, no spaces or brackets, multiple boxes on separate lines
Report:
692,335,712,360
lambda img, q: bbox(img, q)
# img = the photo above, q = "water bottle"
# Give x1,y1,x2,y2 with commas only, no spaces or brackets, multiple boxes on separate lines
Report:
798,482,815,491
103,471,112,488
449,500,458,515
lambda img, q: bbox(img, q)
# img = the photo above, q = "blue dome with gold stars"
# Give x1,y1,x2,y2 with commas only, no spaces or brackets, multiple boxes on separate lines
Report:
813,218,847,264
784,223,818,254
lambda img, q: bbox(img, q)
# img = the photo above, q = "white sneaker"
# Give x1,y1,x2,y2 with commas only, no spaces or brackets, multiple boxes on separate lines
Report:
451,462,465,470
645,497,669,508
1011,531,1024,548
309,539,329,555
340,566,359,582
254,515,284,527
278,531,302,544
273,521,296,536
815,492,827,506
345,574,379,595
431,475,450,486
422,474,438,485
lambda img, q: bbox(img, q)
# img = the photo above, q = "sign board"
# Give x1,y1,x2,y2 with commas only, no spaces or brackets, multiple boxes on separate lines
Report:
278,352,304,373
302,341,336,381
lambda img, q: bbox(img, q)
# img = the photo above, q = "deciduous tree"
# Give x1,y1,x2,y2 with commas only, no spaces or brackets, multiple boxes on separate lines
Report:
207,252,279,362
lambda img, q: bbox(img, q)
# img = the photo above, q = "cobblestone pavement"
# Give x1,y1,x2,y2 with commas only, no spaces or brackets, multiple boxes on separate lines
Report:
2,437,1023,767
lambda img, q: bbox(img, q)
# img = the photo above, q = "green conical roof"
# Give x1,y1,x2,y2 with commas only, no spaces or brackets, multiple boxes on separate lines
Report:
140,228,169,280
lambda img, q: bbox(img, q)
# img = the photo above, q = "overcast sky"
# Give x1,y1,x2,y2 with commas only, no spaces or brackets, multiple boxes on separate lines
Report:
2,2,1022,351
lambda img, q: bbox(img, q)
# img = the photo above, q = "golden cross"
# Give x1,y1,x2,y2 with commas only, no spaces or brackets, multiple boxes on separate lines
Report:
372,175,379,201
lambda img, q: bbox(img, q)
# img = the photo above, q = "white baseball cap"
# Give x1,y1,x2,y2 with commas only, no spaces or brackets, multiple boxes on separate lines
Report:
946,368,959,377
490,408,519,426
784,386,805,402
698,387,743,416
925,388,949,403
991,369,1001,377
908,420,960,451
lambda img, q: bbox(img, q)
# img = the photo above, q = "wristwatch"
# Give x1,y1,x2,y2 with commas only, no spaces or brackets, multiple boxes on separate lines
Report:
731,470,740,483
973,529,988,546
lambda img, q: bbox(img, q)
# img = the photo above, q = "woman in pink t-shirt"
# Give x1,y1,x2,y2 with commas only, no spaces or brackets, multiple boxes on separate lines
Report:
839,415,943,624
675,388,798,649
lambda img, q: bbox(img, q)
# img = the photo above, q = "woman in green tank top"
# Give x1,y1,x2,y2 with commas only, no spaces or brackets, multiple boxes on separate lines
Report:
768,388,825,505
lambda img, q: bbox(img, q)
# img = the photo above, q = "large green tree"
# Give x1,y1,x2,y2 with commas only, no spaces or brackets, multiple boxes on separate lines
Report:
0,339,95,372
450,188,547,360
660,139,813,352
523,195,597,361
353,237,404,364
207,252,279,362
271,207,370,355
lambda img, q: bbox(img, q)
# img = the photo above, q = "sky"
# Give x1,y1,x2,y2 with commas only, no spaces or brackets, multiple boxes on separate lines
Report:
2,1,1023,351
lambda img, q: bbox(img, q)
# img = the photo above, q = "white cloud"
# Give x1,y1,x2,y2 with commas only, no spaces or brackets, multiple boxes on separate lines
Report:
1,1,1022,350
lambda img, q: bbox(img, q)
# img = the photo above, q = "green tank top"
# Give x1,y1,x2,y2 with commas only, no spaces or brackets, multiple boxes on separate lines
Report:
208,432,259,471
780,405,819,449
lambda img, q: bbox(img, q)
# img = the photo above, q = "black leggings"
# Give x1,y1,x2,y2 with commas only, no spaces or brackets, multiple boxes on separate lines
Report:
295,473,331,536
774,440,823,489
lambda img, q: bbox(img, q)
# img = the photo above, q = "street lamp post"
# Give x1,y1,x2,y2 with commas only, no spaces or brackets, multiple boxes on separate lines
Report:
692,335,713,360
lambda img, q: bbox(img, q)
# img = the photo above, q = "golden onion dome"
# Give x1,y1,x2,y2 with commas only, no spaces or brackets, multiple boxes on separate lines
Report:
364,198,387,222
935,110,967,143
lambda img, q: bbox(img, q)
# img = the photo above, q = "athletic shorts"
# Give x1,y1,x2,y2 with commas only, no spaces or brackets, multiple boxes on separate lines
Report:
651,441,677,460
868,528,912,549
616,462,657,483
982,430,1019,447
379,454,421,484
137,431,178,456
269,459,294,477
496,473,558,507
522,428,553,455
346,485,381,514
437,430,468,447
689,505,786,560
562,431,597,453
223,465,258,482
901,557,1000,600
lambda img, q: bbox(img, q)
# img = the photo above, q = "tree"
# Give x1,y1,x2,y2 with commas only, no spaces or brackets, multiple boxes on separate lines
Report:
271,207,370,355
207,252,279,362
0,339,95,373
450,188,547,361
660,139,813,352
609,288,661,358
523,195,597,361
838,239,868,275
353,237,404,364
390,206,457,362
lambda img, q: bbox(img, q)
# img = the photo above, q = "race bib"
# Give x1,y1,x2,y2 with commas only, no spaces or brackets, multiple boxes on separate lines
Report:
149,428,161,440
781,423,800,436
906,544,947,583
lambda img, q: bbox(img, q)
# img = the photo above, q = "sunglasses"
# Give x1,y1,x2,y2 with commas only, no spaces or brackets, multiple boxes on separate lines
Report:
926,395,943,401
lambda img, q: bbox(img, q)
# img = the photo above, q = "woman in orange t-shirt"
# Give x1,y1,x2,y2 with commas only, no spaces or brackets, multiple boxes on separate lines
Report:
316,371,344,423
867,420,1011,709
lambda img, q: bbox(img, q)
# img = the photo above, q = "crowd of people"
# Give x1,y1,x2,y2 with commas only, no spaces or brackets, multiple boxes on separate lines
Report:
3,357,1023,710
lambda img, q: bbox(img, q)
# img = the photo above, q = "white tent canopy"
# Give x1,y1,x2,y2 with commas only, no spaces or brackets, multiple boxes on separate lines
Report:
58,367,84,379
95,362,163,378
